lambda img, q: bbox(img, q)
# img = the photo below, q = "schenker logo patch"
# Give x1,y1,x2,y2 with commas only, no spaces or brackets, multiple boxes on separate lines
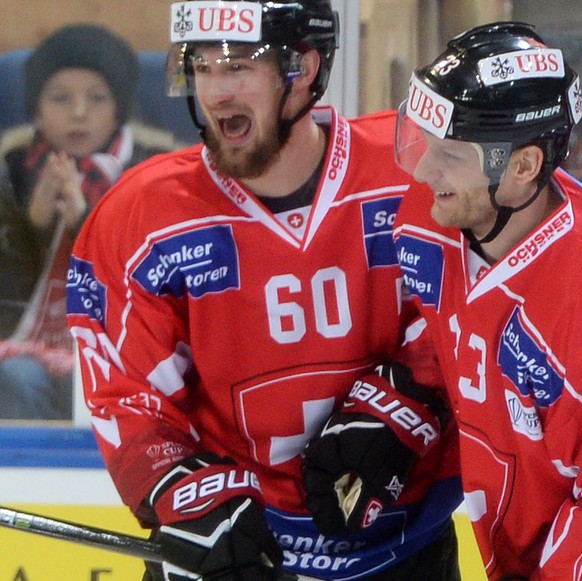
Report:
361,197,401,268
66,256,107,323
498,306,562,407
394,235,444,310
132,225,240,299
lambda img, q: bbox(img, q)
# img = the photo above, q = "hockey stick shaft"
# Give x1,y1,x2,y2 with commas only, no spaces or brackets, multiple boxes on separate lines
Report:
0,505,298,580
0,505,163,562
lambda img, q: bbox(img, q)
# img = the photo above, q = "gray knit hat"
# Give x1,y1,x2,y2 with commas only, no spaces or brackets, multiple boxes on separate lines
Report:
24,23,139,123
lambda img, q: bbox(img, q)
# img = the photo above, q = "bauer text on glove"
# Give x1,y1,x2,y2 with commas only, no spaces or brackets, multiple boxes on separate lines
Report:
302,362,448,537
143,452,284,581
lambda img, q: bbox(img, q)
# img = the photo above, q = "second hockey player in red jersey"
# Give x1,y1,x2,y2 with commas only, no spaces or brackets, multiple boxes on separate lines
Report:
394,21,582,581
66,1,462,580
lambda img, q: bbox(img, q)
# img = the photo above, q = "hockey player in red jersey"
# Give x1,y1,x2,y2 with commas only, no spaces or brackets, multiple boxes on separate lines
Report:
393,21,582,581
66,1,462,579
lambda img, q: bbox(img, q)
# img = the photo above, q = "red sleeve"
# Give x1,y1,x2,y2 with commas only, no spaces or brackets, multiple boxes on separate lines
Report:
67,188,203,519
397,312,447,395
391,308,460,505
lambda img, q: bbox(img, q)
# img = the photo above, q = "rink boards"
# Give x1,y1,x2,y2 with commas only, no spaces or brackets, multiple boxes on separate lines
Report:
0,427,487,581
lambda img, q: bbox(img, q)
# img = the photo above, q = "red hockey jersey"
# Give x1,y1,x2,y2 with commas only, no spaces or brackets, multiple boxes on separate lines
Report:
394,168,582,580
67,107,461,579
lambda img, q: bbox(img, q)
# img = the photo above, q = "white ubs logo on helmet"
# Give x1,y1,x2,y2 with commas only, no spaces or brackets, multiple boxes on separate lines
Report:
406,74,454,139
171,1,262,43
478,48,565,86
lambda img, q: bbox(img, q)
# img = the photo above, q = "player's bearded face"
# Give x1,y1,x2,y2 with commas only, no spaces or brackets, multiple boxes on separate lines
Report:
413,135,499,237
203,104,286,179
194,46,290,179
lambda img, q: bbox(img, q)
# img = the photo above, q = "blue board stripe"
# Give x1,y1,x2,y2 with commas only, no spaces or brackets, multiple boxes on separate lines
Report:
0,426,105,468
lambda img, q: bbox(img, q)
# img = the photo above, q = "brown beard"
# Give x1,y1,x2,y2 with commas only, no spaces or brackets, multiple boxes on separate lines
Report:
204,121,289,179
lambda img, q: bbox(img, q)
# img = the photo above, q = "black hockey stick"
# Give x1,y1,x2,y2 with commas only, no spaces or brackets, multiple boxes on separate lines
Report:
0,505,297,580
0,505,163,562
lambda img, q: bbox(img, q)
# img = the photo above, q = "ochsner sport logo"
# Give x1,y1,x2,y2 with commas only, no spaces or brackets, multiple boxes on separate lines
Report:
171,1,262,43
478,48,564,86
406,74,454,139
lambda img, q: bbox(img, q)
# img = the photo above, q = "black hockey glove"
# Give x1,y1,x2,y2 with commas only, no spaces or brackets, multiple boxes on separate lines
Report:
303,362,449,537
143,452,285,581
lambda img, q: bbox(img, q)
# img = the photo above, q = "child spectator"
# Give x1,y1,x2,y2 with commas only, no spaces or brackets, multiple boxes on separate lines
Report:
0,24,183,419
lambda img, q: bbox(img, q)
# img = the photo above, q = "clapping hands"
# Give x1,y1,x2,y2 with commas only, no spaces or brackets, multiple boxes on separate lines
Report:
27,151,87,231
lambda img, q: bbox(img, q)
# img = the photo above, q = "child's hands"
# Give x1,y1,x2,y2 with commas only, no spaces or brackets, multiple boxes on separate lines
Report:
27,152,86,230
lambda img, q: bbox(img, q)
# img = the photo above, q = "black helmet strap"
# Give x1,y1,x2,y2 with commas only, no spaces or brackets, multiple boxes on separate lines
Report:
187,95,205,141
278,86,322,144
465,173,547,245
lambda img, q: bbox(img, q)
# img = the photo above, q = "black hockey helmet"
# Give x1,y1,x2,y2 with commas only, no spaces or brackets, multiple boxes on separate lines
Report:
396,21,582,242
256,0,339,102
166,0,339,139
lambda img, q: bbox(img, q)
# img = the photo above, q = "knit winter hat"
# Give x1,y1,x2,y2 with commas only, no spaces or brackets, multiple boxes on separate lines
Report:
24,23,140,123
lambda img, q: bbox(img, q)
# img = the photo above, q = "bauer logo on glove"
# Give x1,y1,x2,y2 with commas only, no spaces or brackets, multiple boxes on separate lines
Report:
302,362,448,537
157,464,263,518
347,370,440,452
143,453,284,581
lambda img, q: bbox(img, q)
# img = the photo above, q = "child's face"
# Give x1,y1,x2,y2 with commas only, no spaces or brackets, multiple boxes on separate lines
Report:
34,68,119,158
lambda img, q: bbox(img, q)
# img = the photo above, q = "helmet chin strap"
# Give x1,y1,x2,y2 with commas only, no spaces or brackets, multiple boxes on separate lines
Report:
278,85,322,144
187,95,206,141
463,178,546,246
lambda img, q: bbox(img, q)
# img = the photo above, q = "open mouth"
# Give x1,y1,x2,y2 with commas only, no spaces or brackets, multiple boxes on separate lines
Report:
218,114,252,140
436,191,454,198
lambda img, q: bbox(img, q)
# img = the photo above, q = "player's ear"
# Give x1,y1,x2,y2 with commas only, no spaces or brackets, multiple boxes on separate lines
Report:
511,145,544,185
291,49,320,92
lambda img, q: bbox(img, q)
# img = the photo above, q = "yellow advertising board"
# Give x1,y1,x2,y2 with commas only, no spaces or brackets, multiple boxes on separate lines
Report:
0,505,144,581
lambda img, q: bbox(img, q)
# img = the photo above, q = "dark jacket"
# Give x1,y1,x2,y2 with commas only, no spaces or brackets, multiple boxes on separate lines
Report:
0,122,186,337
